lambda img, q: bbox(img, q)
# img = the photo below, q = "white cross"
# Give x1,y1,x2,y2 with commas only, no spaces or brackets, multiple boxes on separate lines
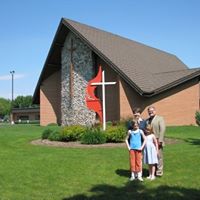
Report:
91,70,116,130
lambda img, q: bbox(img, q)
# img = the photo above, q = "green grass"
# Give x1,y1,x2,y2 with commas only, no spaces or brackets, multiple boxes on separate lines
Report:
0,125,199,200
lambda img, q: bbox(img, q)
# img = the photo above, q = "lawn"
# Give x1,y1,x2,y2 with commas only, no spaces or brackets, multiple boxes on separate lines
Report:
0,124,199,200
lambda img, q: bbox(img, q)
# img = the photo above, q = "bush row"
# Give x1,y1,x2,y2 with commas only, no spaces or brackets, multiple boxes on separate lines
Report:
41,124,127,144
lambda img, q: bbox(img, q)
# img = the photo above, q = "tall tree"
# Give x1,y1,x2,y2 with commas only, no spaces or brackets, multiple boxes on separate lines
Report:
0,98,11,117
13,95,33,108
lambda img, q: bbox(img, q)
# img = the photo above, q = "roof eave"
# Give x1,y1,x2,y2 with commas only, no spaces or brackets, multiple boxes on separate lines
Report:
144,70,200,97
33,18,65,104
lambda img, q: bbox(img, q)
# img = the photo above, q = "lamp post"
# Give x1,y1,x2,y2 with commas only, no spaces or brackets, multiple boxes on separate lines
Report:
10,70,15,124
10,70,15,102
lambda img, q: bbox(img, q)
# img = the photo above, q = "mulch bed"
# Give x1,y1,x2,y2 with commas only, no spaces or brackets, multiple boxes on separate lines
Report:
31,138,181,148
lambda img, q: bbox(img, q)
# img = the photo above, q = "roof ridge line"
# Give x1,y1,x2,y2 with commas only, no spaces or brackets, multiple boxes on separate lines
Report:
63,18,180,59
153,68,199,75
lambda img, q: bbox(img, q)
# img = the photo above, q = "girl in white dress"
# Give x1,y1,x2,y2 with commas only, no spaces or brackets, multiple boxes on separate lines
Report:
143,124,159,180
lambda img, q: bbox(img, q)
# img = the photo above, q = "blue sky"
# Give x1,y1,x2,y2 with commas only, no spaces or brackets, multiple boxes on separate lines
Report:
0,0,200,99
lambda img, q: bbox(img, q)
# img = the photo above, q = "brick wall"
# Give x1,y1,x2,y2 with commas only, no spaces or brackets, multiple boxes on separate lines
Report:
40,70,61,126
119,77,199,125
119,78,146,120
142,79,200,125
12,111,39,121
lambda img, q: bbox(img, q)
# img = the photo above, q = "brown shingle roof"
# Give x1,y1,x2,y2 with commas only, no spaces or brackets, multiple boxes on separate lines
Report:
152,68,200,93
33,18,200,103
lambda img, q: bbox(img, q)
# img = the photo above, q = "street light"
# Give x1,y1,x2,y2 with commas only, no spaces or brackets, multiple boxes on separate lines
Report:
10,70,15,125
10,70,15,102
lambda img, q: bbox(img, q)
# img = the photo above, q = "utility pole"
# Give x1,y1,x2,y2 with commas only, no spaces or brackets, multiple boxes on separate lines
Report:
10,70,15,124
10,70,15,102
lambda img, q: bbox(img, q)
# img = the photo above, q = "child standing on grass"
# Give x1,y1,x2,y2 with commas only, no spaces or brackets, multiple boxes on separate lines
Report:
143,124,159,180
125,120,146,181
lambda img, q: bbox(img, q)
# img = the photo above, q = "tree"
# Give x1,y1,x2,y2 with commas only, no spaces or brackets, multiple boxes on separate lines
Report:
13,95,33,108
0,98,11,117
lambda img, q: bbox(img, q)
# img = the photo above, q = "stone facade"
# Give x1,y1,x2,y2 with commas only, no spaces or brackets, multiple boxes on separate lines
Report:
61,32,96,126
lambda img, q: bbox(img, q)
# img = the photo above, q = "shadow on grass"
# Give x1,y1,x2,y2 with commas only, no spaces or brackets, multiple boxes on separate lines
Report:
185,138,200,146
115,169,130,178
62,182,200,200
115,168,149,178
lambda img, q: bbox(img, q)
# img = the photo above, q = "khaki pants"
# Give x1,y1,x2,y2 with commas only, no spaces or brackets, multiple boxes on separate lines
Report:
156,147,164,176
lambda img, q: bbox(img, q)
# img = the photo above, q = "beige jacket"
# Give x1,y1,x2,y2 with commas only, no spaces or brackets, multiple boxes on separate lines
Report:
147,115,166,144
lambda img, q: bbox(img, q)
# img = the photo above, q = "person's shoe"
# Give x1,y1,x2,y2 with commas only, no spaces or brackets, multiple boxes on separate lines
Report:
129,176,135,181
146,176,151,179
150,176,156,181
156,172,163,177
137,177,144,182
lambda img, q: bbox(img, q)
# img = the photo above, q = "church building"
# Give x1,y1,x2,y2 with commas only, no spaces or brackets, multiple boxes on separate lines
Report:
33,18,200,126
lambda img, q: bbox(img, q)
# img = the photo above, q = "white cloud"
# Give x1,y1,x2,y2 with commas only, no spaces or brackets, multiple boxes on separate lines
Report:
0,75,11,81
0,74,26,81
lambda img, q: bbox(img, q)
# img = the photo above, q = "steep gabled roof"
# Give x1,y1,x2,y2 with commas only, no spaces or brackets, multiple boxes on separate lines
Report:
33,18,200,103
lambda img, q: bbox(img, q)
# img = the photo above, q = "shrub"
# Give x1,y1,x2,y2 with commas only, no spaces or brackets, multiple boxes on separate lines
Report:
106,121,113,127
121,120,133,130
195,111,200,126
81,127,106,144
60,125,86,141
42,129,53,139
104,125,127,143
48,130,62,141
